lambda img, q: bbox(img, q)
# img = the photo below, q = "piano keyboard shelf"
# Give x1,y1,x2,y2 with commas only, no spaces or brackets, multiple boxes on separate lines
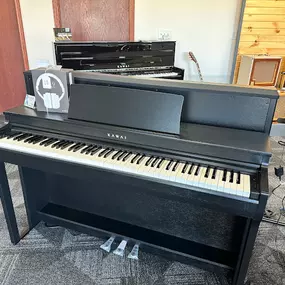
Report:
38,203,236,277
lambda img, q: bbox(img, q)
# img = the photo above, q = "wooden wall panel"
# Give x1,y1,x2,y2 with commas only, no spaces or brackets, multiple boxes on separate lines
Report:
234,0,285,118
14,0,28,71
52,0,62,28
0,0,25,112
59,0,130,41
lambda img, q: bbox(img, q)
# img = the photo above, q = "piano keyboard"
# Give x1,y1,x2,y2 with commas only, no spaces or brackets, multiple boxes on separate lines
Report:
133,72,179,78
80,68,179,78
0,132,251,198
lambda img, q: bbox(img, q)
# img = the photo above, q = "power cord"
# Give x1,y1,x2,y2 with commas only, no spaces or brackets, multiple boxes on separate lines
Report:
263,140,285,222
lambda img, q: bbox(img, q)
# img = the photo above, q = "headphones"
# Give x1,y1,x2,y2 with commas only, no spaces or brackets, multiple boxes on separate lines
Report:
36,73,65,110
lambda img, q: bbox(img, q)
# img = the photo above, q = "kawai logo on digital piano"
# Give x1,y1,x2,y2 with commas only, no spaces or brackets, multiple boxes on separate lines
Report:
107,133,127,140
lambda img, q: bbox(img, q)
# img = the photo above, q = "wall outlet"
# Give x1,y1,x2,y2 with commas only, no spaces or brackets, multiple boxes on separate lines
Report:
157,29,172,41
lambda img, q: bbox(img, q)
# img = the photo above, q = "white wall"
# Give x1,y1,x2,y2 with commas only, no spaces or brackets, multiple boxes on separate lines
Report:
135,0,240,82
20,0,55,69
20,0,240,81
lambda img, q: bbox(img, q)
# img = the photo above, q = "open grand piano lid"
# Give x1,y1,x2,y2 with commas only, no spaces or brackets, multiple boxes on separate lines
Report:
68,84,184,135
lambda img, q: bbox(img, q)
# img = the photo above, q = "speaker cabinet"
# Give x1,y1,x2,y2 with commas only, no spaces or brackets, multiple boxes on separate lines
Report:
237,55,282,87
23,70,34,96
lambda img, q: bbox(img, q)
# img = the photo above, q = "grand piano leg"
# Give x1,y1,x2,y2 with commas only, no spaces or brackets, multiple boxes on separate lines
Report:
0,162,21,244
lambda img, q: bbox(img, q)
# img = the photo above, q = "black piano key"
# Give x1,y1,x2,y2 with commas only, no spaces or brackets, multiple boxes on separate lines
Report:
60,141,73,150
237,172,241,184
166,160,174,171
98,148,109,157
112,150,122,160
27,135,42,144
222,170,227,182
172,161,179,171
73,143,86,152
18,134,34,141
104,149,115,158
80,145,91,154
136,155,145,164
91,146,103,156
151,157,160,167
41,138,53,146
188,164,195,175
47,139,60,147
157,159,164,168
205,166,210,178
56,140,68,149
24,135,37,143
7,132,21,139
40,138,52,146
85,145,98,155
211,168,217,179
51,140,64,148
182,163,189,174
31,136,44,143
69,143,82,151
13,133,28,141
145,156,154,166
117,151,127,161
131,154,140,164
194,165,201,176
49,140,61,148
230,170,234,183
122,152,132,162
32,136,47,144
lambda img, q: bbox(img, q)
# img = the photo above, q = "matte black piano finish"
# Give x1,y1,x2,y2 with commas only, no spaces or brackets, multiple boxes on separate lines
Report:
54,41,185,80
0,74,279,285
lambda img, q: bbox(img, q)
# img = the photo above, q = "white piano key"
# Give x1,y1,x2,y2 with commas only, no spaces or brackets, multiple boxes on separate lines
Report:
203,168,213,190
197,167,208,188
229,173,238,195
207,169,219,191
176,163,190,183
186,165,197,186
216,170,225,193
243,174,251,198
174,163,186,182
236,173,244,197
192,166,201,186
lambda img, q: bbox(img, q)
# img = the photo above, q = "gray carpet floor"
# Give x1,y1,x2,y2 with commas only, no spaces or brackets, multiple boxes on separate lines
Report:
0,137,285,285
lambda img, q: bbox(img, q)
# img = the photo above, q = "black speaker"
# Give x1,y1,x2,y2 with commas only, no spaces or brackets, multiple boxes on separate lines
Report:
23,70,35,96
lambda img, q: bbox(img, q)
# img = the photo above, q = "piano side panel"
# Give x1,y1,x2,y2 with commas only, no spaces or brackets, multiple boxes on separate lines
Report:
47,173,246,253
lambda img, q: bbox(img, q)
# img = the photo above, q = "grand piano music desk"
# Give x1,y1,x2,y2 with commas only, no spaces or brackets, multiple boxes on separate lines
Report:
0,73,279,285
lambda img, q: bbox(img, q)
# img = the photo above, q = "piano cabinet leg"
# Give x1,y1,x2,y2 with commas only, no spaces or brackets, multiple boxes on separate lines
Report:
233,219,260,285
18,167,49,230
0,162,21,244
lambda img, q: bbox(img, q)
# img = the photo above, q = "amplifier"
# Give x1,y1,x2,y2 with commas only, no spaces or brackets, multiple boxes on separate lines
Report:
237,55,282,87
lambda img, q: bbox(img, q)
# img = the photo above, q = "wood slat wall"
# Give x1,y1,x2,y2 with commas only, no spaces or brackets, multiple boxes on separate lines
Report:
234,0,285,84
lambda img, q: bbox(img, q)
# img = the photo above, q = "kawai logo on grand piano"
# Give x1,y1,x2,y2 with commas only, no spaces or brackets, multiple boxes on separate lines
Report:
107,133,127,140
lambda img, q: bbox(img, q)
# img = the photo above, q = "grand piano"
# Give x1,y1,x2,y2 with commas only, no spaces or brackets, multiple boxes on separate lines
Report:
0,73,278,285
54,41,185,80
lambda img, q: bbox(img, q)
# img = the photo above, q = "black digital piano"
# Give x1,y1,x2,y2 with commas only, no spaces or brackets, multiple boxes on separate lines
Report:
0,73,278,285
